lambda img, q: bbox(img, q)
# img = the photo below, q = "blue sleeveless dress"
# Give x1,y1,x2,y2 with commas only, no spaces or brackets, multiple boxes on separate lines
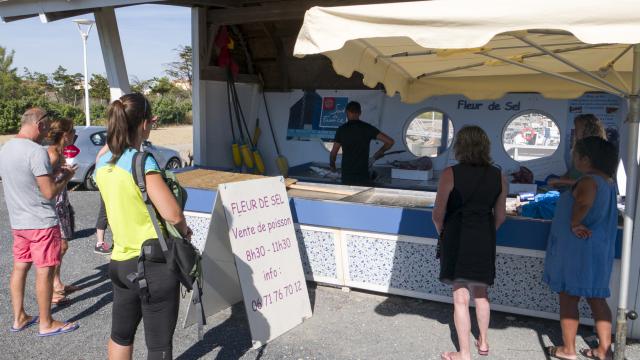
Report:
543,174,618,298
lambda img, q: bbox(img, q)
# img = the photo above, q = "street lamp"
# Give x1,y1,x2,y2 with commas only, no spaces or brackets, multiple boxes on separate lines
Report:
72,19,95,127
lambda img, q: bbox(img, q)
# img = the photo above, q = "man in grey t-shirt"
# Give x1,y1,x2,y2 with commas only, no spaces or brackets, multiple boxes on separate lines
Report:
0,108,78,336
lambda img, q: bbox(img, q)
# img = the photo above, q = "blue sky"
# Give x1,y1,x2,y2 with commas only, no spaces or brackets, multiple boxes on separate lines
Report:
0,4,191,80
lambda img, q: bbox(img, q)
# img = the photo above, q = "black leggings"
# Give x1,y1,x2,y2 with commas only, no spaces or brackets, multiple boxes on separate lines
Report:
109,258,180,360
96,197,108,230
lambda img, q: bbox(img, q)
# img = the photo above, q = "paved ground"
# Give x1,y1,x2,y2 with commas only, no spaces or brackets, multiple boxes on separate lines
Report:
1,185,639,359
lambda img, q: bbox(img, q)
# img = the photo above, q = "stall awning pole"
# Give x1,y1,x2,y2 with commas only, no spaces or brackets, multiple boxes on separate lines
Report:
614,44,640,360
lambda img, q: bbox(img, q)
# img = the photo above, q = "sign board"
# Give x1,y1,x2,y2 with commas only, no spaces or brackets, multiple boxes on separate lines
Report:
184,177,312,347
219,177,312,347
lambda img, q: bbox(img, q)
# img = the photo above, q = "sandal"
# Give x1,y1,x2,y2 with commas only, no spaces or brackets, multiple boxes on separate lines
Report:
475,341,489,356
51,295,70,306
546,346,576,360
53,284,81,296
579,348,612,360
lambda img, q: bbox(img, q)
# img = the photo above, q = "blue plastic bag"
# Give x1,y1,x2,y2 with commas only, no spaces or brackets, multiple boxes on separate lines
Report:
520,191,560,219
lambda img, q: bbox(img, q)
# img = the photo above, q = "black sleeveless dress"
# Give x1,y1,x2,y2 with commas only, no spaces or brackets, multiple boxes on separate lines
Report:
439,164,502,286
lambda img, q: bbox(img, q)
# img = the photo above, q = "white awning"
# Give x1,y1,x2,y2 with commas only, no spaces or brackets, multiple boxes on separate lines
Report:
294,0,640,102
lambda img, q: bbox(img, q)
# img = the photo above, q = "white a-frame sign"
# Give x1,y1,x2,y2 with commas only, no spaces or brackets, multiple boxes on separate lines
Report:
184,176,313,348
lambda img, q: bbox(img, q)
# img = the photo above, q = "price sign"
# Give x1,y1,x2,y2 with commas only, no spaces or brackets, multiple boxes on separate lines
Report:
218,177,312,347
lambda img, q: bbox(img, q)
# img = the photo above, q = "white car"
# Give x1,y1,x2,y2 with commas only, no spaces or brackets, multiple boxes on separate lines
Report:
66,126,182,190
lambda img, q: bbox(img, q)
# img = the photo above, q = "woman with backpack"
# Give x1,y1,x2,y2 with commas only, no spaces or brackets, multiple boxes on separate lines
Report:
95,93,192,360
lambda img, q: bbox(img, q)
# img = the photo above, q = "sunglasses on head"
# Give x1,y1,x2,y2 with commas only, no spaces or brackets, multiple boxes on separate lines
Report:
36,111,51,125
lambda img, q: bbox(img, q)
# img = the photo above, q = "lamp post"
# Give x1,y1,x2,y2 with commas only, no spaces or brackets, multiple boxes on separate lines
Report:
72,19,95,127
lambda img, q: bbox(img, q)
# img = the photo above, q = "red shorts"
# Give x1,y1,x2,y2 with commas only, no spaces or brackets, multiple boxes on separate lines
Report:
12,226,62,268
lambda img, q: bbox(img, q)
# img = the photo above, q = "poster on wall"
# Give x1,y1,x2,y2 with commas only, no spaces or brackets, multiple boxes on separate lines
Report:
286,90,383,141
565,93,623,166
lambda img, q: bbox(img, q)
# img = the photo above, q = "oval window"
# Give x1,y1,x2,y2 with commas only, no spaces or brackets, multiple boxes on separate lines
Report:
502,111,560,161
405,110,454,157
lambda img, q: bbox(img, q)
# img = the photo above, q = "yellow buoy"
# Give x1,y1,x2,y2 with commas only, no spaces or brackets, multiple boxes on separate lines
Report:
253,150,265,175
252,126,262,148
240,144,254,169
232,143,242,168
276,155,289,177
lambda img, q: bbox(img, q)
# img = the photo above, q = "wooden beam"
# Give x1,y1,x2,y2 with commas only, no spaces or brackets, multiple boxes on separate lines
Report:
207,0,420,25
201,66,260,83
263,23,290,90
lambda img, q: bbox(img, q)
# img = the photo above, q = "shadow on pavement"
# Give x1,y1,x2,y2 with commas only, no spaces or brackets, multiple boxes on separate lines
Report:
176,303,254,360
72,228,97,241
52,263,112,323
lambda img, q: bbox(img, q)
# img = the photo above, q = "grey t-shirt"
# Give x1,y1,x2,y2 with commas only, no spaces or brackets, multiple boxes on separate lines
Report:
0,138,58,229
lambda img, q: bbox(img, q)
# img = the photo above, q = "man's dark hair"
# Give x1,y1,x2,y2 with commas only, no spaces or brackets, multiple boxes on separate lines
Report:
346,101,361,114
574,136,618,177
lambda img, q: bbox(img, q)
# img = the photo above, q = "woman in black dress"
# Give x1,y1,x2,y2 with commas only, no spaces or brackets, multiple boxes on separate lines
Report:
432,125,507,360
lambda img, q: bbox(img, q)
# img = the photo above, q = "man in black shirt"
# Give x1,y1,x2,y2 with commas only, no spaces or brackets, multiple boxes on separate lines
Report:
330,101,394,185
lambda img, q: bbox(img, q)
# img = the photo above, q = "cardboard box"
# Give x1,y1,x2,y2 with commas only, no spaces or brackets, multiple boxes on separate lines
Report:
391,168,433,181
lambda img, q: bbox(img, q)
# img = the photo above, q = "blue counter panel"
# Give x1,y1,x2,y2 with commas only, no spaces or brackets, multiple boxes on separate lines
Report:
184,188,217,214
291,197,437,238
184,187,623,258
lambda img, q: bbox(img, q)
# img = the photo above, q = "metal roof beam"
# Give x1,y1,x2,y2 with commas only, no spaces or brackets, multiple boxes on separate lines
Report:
0,0,167,18
513,34,629,96
207,0,422,25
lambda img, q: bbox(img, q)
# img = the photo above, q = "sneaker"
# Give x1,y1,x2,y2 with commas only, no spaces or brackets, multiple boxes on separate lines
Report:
94,243,112,255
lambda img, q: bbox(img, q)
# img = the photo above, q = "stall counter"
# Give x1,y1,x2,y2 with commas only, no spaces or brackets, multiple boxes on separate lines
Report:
177,169,632,336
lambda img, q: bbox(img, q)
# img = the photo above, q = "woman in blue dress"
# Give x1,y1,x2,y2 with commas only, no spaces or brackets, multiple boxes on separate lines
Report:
544,136,619,360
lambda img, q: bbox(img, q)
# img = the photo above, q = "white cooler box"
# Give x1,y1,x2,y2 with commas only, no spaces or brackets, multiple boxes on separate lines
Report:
391,168,433,181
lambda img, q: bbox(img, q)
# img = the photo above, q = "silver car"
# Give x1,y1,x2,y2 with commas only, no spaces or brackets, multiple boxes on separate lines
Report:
66,126,183,190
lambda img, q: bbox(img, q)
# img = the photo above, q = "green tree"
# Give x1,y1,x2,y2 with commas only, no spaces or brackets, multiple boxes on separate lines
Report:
150,77,175,97
0,46,17,74
164,45,192,89
89,74,110,104
130,76,153,94
52,66,83,105
22,68,53,98
0,46,22,100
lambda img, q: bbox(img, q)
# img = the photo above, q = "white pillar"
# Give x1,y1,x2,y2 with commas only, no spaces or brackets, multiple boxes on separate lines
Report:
82,34,91,126
94,7,130,102
192,7,208,166
615,44,640,359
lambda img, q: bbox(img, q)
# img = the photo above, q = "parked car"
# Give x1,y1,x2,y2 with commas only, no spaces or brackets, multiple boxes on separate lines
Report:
65,126,183,190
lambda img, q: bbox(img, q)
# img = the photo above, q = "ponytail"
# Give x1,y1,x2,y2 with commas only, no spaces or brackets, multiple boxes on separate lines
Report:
106,100,129,164
106,93,152,164
46,118,74,150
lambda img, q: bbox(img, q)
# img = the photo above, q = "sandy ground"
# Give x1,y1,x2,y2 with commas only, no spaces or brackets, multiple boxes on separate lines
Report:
148,125,194,165
1,125,194,165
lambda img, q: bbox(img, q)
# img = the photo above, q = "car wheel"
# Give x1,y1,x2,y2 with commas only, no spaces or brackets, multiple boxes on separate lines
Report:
165,157,182,170
84,166,98,191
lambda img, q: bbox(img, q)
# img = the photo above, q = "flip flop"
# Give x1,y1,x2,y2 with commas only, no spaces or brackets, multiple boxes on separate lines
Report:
546,346,576,360
579,348,612,360
37,322,79,337
475,340,489,356
9,316,39,332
